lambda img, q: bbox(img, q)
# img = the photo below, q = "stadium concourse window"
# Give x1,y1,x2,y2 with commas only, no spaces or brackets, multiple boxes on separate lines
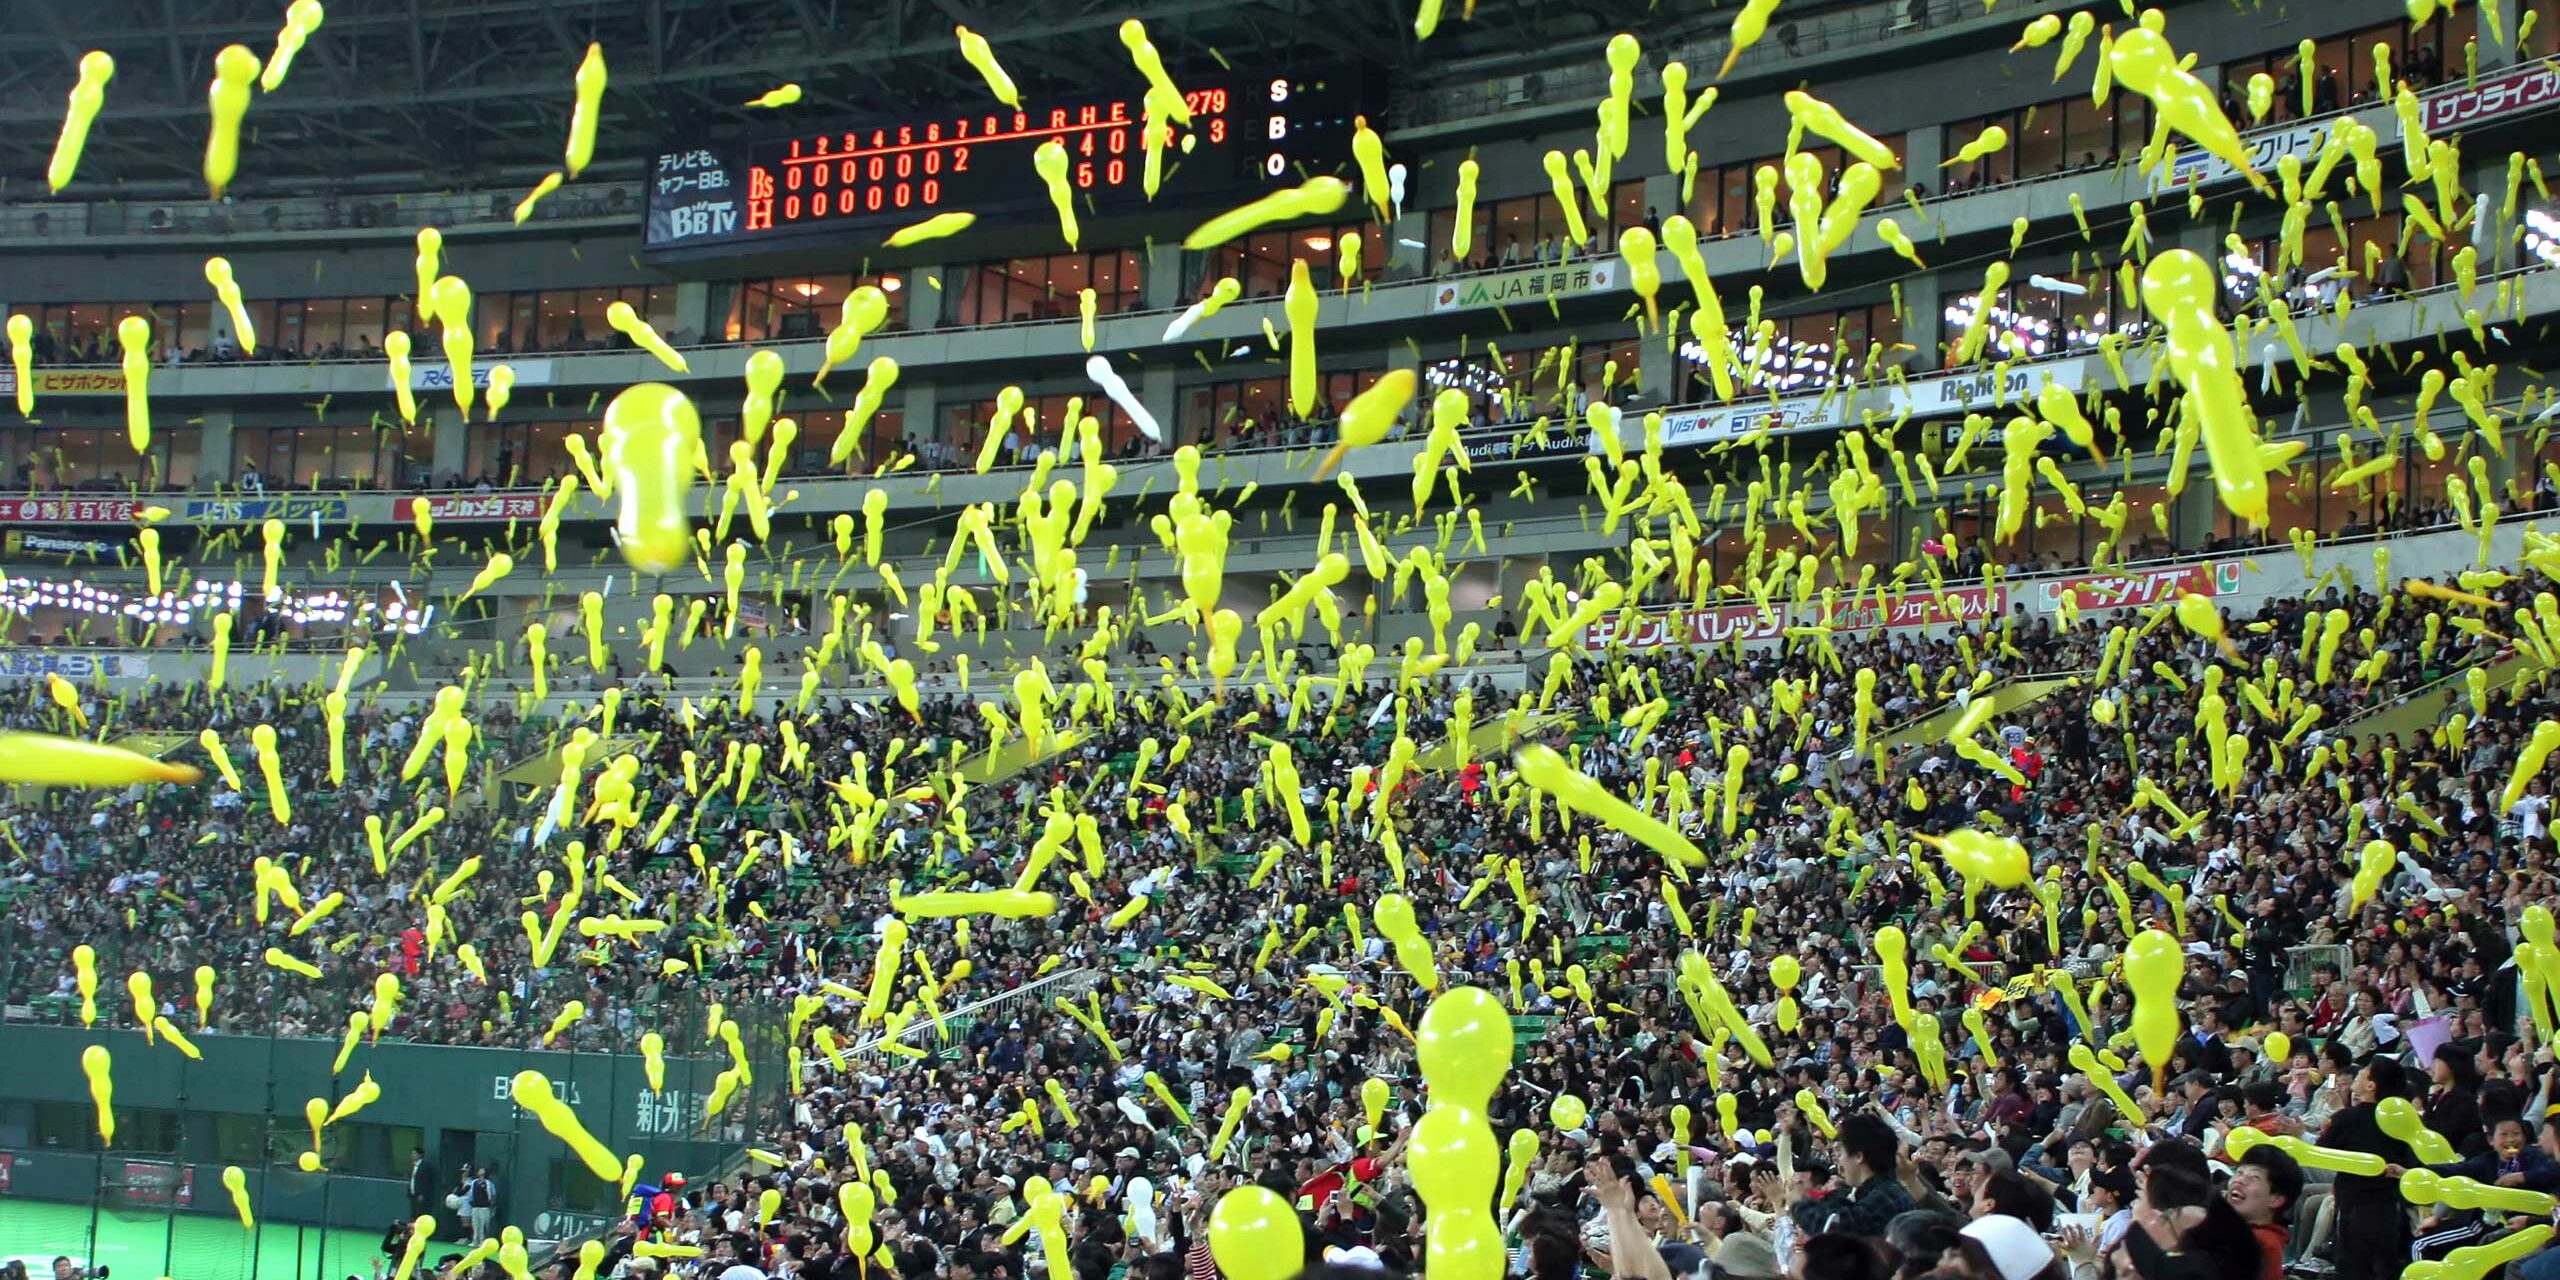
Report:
2223,429,2468,544
18,300,220,363
1430,181,1648,274
722,273,906,341
235,424,421,490
1431,339,1645,421
942,393,1132,464
2220,10,2483,121
700,408,908,477
945,251,1144,326
480,286,682,354
1181,370,1384,448
1666,305,1893,400
0,425,197,491
1684,144,1904,238
1939,93,2150,190
2221,209,2442,310
1202,220,1389,298
1941,273,2128,365
464,419,591,489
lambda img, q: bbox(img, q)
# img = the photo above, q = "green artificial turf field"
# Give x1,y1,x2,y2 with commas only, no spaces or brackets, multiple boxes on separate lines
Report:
0,1200,399,1280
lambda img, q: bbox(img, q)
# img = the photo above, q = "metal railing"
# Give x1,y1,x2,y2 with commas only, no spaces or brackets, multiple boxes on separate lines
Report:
0,183,643,244
1392,0,2069,129
846,964,1101,1060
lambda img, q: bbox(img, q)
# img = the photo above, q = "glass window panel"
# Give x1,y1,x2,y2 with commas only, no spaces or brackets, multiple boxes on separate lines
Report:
2059,99,2110,173
577,288,619,348
274,301,307,358
645,285,680,337
505,294,536,353
301,298,346,356
536,291,576,350
343,295,386,353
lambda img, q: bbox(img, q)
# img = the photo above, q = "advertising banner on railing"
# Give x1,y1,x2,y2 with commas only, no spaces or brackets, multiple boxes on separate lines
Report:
2033,561,2244,613
402,357,554,393
0,496,139,524
0,367,126,398
1890,359,2085,418
1578,602,1785,650
1649,358,2091,453
1460,426,1594,466
2150,118,2332,193
1814,584,2010,632
0,651,151,680
2419,58,2560,134
1657,390,1842,447
1429,261,1620,312
4,531,128,562
393,493,545,522
182,495,351,524
119,1160,194,1207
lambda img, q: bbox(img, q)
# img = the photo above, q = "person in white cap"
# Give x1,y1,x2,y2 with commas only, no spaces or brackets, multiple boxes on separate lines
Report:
1959,1214,2066,1280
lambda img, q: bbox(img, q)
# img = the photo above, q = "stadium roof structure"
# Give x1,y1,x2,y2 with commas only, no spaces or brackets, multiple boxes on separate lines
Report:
0,0,1677,198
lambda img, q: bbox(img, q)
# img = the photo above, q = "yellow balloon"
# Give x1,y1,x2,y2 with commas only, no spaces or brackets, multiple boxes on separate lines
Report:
1548,1094,1588,1130
1428,1207,1505,1280
599,384,701,573
564,44,607,178
49,52,115,194
82,1045,115,1145
202,45,260,198
1207,1186,1302,1280
1415,986,1513,1107
1409,1103,1500,1205
222,1165,254,1230
2124,928,2185,1084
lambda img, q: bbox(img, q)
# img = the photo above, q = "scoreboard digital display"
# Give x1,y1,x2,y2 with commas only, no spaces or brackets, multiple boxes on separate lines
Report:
644,68,1367,258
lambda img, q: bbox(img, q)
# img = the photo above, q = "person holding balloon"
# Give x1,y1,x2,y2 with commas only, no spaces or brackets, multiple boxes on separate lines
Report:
2313,1057,2421,1280
2400,1115,2560,1262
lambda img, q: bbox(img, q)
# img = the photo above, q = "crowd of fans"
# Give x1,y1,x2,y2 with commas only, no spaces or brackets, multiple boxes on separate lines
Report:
4,554,2557,1280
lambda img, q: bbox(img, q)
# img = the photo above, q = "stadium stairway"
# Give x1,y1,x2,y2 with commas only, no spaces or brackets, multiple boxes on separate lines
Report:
953,727,1093,786
2323,647,2553,745
1876,672,2087,754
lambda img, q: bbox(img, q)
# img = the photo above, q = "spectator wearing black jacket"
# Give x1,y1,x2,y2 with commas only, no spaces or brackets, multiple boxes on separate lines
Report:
2425,1045,2487,1160
1788,1114,1919,1239
2316,1058,2419,1280
2240,901,2289,1020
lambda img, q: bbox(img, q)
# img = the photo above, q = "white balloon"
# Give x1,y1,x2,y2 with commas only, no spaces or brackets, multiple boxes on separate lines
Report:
1086,355,1162,443
1388,163,1409,216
